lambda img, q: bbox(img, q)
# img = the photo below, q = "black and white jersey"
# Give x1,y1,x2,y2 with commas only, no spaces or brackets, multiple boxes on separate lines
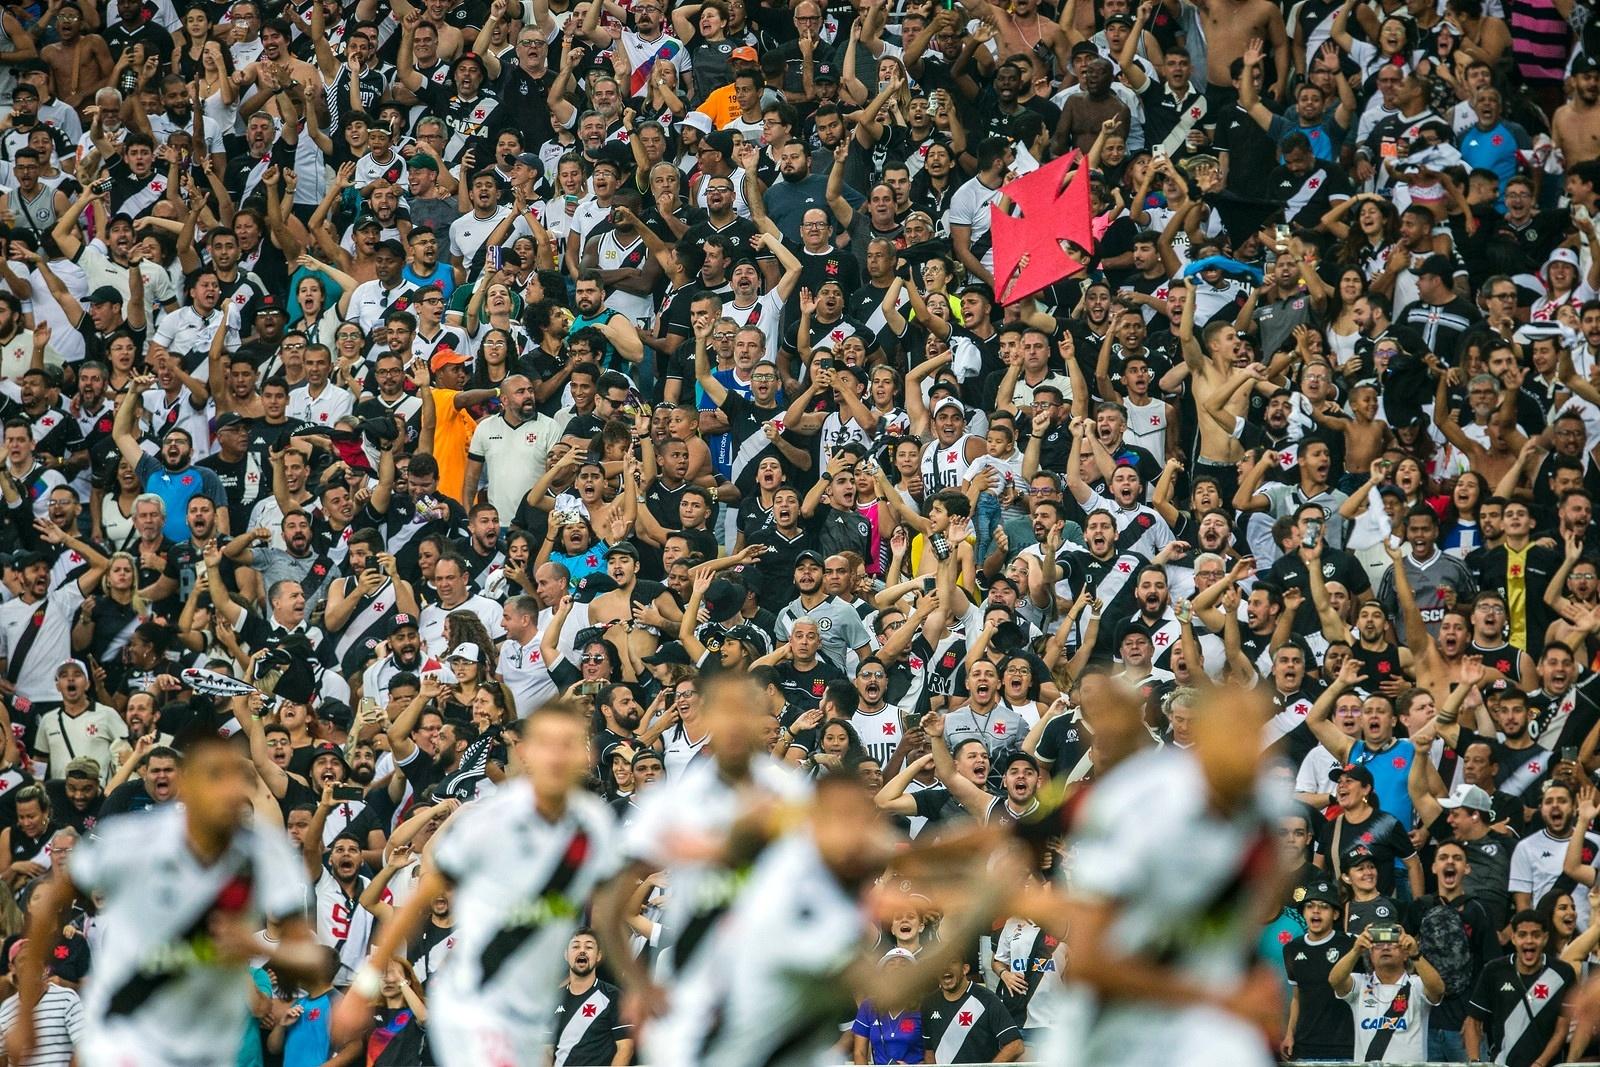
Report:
1467,955,1574,1067
921,982,1021,1063
851,704,903,766
1041,745,1279,1067
428,779,618,1026
67,807,308,1063
552,978,631,1067
619,757,809,974
643,829,867,1067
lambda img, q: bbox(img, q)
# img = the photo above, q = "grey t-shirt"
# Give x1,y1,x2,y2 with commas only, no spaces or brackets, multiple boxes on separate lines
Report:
775,593,871,671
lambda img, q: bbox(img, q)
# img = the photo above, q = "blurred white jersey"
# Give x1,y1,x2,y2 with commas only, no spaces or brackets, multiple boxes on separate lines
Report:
644,829,864,1067
68,806,308,1067
428,778,618,1063
1045,745,1281,1067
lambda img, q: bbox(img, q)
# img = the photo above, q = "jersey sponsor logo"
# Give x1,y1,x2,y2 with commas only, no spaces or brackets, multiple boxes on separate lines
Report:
1360,1017,1409,1031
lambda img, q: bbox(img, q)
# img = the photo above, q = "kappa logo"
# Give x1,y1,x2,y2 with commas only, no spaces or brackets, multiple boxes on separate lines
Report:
1293,952,1307,961
1500,983,1516,992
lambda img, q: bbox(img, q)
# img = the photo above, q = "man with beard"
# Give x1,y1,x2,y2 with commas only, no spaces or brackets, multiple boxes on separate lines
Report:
1055,510,1147,654
147,74,225,174
593,684,643,777
324,532,421,678
1552,53,1600,168
851,656,902,767
762,139,845,247
775,551,872,673
448,502,504,590
44,756,104,830
302,818,381,988
1306,659,1420,831
462,374,558,528
929,715,1040,830
550,930,632,1067
360,621,425,706
581,193,661,327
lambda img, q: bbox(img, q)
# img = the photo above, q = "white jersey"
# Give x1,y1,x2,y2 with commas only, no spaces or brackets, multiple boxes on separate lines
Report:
620,757,809,974
851,704,903,766
644,829,864,1067
1339,971,1436,1062
1045,745,1278,1067
1510,830,1600,930
429,779,618,1026
313,868,379,987
67,807,308,1065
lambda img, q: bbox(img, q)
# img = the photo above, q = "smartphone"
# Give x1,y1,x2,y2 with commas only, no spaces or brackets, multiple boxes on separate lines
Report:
1274,223,1291,249
577,680,605,696
1577,205,1593,225
816,356,834,371
1151,145,1166,162
1301,517,1321,548
332,784,365,802
357,696,379,720
487,245,501,270
92,178,112,195
1562,745,1580,763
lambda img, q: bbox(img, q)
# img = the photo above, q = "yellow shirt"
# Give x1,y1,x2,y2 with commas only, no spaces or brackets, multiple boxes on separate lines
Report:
1506,544,1529,650
430,388,478,505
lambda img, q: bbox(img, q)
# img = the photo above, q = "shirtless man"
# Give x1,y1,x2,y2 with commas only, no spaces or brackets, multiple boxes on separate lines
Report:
965,0,1072,85
40,5,112,109
1386,540,1506,696
1553,55,1600,167
234,18,325,124
587,540,680,661
1177,277,1255,506
1188,0,1290,107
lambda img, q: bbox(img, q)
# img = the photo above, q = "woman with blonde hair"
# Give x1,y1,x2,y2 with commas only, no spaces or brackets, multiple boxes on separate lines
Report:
73,551,147,664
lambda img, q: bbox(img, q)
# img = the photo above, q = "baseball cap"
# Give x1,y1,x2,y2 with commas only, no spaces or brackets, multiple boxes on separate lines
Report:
704,579,745,621
87,286,123,305
704,130,738,157
724,622,768,653
682,111,714,135
642,641,691,666
1070,41,1100,58
55,659,88,678
430,348,470,372
309,741,350,770
1438,782,1493,814
1342,844,1378,868
407,153,439,171
814,63,838,83
63,756,101,780
1296,878,1340,908
354,214,383,232
453,50,486,72
446,642,482,662
730,45,758,62
1329,762,1376,787
1573,53,1600,75
1105,12,1134,26
512,152,542,169
215,412,251,431
794,549,825,568
253,293,286,317
391,613,418,631
376,238,406,258
1002,750,1040,774
606,541,640,560
932,396,964,417
879,947,917,967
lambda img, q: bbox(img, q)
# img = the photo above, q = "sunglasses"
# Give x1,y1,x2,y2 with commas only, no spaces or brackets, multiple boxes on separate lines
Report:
581,654,607,664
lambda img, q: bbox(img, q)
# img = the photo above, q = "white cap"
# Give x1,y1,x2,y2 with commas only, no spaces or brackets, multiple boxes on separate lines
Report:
932,396,964,417
1437,782,1493,814
682,111,714,135
447,642,482,663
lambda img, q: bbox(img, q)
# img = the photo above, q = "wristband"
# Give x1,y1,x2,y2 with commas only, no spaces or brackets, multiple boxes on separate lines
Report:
352,962,383,998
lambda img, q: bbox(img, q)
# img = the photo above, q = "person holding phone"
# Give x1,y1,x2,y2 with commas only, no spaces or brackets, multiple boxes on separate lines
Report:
1329,924,1445,1062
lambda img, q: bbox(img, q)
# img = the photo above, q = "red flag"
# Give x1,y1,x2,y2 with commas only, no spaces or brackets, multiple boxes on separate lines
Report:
990,151,1097,305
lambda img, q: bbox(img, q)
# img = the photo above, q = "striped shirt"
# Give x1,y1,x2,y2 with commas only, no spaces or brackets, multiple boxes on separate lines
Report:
0,984,85,1066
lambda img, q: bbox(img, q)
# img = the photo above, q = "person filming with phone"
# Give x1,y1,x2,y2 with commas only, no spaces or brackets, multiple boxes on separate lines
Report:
1329,923,1445,1063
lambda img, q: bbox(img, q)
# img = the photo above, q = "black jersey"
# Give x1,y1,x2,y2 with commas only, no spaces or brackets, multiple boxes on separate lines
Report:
1284,930,1356,1059
551,978,631,1067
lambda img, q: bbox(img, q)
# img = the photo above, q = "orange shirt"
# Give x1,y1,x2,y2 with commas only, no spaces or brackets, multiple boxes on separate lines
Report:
696,89,737,130
430,388,478,504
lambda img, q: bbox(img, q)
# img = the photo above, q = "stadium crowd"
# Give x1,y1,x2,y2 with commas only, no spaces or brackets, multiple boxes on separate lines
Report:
0,0,1592,1061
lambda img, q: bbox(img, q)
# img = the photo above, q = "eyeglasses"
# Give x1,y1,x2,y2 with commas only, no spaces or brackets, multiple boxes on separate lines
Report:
751,373,778,382
673,689,698,700
857,669,886,679
712,331,736,339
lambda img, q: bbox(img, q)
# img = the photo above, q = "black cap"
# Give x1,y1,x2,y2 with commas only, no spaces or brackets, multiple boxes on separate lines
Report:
814,63,838,83
253,294,286,317
724,623,769,654
794,549,825,568
1295,878,1341,908
704,130,738,157
215,411,251,430
391,612,419,631
1118,619,1154,643
354,214,383,232
1342,844,1378,868
10,550,46,569
1105,13,1134,26
86,285,124,305
1003,750,1040,774
1574,53,1600,74
1329,762,1376,787
704,579,745,622
606,541,640,560
642,641,691,666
